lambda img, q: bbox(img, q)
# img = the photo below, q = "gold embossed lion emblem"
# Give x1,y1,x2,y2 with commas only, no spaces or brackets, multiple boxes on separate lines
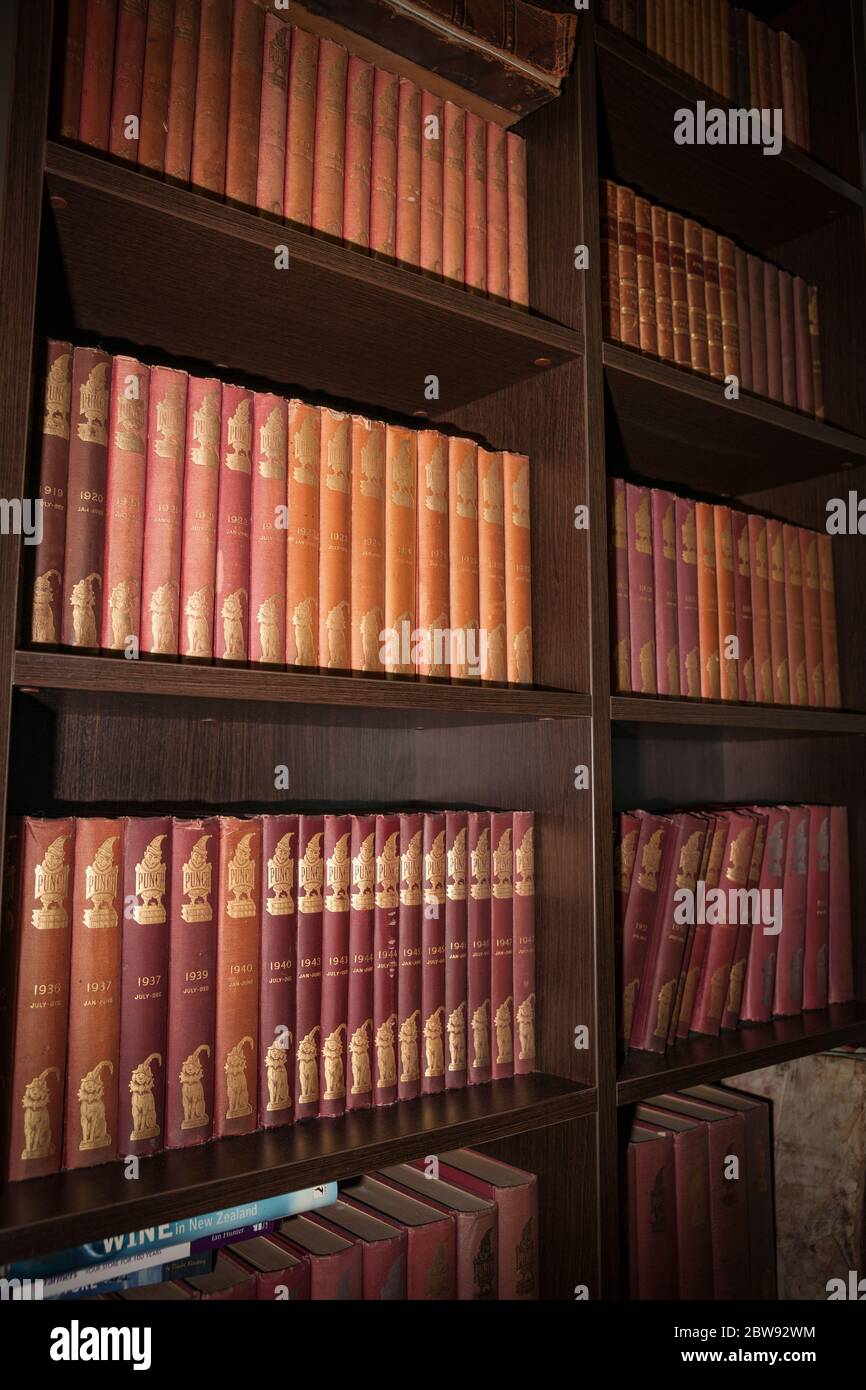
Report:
128,1052,162,1142
224,1036,254,1119
179,1043,211,1129
20,1066,60,1161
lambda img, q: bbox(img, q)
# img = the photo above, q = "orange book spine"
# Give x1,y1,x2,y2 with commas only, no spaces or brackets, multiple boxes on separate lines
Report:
617,185,638,348
416,431,450,678
718,234,739,381
255,13,290,216
748,514,773,704
350,416,386,674
478,449,507,683
369,67,398,257
213,817,261,1139
179,376,221,659
506,132,529,307
311,36,347,238
283,24,317,226
225,0,264,207
109,0,147,162
190,0,232,194
465,111,487,293
651,204,673,362
766,518,789,704
101,355,150,652
799,529,824,709
448,437,479,680
343,55,374,248
783,523,807,706
318,409,352,671
713,505,737,700
61,0,88,140
249,392,288,665
286,400,320,667
817,534,840,708
140,367,188,657
702,228,724,381
165,0,201,183
79,0,118,150
635,195,657,355
442,101,466,286
685,218,709,374
396,78,422,267
695,501,721,698
138,0,175,173
420,90,444,275
215,384,253,662
385,425,417,675
503,451,532,685
667,210,690,367
486,122,509,302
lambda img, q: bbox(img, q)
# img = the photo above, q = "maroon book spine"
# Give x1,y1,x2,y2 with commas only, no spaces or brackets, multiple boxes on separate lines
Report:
721,811,768,1029
802,805,831,1010
763,262,782,403
178,375,220,661
777,269,797,408
702,229,723,381
279,1222,362,1299
637,1110,713,1299
341,1187,455,1299
138,0,175,174
109,0,147,161
62,346,111,650
79,0,118,149
651,488,679,695
373,814,400,1107
635,196,657,356
295,814,324,1121
319,815,351,1118
307,1208,404,1300
652,203,674,362
614,812,640,986
749,514,773,704
165,0,201,184
731,510,755,702
444,811,469,1090
767,518,789,704
101,354,149,653
740,806,788,1024
30,341,73,648
703,1108,749,1298
792,275,814,414
617,185,638,348
626,483,656,695
213,817,260,1139
490,813,515,1081
215,383,253,662
347,815,375,1111
512,811,535,1076
609,477,631,694
675,496,699,698
164,817,218,1149
397,813,423,1101
61,0,88,140
808,285,824,419
668,211,690,367
225,0,264,208
190,0,232,195
249,392,287,665
375,1169,495,1300
735,247,752,391
677,818,730,1037
828,806,854,1004
620,812,669,1043
467,811,492,1084
626,1129,678,1299
117,817,171,1158
256,14,290,216
773,805,809,1016
258,815,297,1129
434,1155,537,1300
421,813,447,1095
747,254,768,397
691,812,757,1037
784,523,807,706
599,180,620,341
140,365,188,657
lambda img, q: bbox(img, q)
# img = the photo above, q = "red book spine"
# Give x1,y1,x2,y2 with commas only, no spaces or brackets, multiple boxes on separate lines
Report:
343,55,374,248
506,131,529,307
258,815,297,1129
635,195,657,356
465,112,487,293
735,247,752,391
696,501,720,698
767,25,783,107
79,0,118,149
684,218,708,374
318,409,352,671
778,269,797,407
283,24,318,227
373,814,400,1107
741,807,788,1024
190,0,232,194
668,210,690,366
63,818,123,1170
714,505,737,702
783,524,807,706
799,529,823,707
250,392,288,665
617,185,638,348
369,67,398,257
101,355,149,653
766,518,789,703
627,1130,678,1299
347,816,376,1111
434,1156,537,1300
651,204,673,362
395,77,421,267
164,817,218,1149
626,483,656,694
748,515,773,704
397,813,423,1101
165,0,201,184
444,811,469,1090
225,0,264,207
467,811,492,1084
62,346,111,650
747,254,768,397
117,817,171,1157
731,510,755,701
621,813,670,1042
600,180,620,343
638,1115,713,1299
30,342,73,648
718,234,739,382
294,815,324,1120
702,229,723,380
721,813,768,1028
421,813,447,1095
677,818,729,1037
109,0,147,161
755,18,771,106
610,477,631,693
828,806,853,1005
512,811,535,1076
808,284,824,418
763,262,782,403
319,815,351,1118
802,806,830,1010
138,0,175,173
179,376,220,660
614,813,640,964
256,15,289,216
286,400,320,668
675,496,699,698
817,534,840,707
780,30,797,143
503,451,532,685
61,0,88,140
443,102,466,286
772,806,809,1016
416,431,450,678
668,812,715,1042
651,488,679,695
486,121,508,301
420,91,444,275
4,818,75,1182
692,813,757,1036
792,276,814,415
703,1108,750,1298
140,366,188,657
215,384,253,662
311,36,348,239
350,415,385,674
214,817,260,1138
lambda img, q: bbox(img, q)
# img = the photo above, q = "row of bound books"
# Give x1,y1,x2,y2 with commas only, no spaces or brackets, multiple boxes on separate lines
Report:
616,803,853,1055
628,1084,775,1300
602,1,811,152
59,0,529,301
601,180,824,418
2,809,535,1182
609,479,841,707
31,341,533,682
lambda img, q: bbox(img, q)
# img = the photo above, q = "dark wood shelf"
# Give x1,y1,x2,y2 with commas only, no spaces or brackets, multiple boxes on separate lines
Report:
43,141,583,419
603,342,866,496
13,650,592,721
595,23,864,252
611,694,866,735
0,1074,594,1262
617,1002,866,1105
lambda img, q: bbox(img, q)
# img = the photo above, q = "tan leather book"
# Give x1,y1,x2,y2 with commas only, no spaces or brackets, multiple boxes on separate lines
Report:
318,409,352,671
385,425,417,675
506,132,529,308
312,36,348,239
718,235,739,382
600,180,620,343
503,451,532,685
283,23,318,226
370,67,398,258
667,210,691,366
416,431,450,678
651,204,673,363
343,55,374,249
286,400,321,668
702,229,723,381
448,437,480,680
478,449,507,683
799,529,824,709
748,515,773,704
695,501,721,698
350,415,386,674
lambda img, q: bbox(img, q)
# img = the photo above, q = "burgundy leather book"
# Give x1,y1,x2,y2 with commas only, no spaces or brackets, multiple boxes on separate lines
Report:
182,1249,255,1300
214,817,260,1138
740,806,788,1024
828,805,854,1004
79,0,118,149
616,185,638,348
620,812,670,1044
685,1084,776,1299
747,254,768,397
373,813,400,1106
117,816,171,1158
490,812,514,1081
668,812,715,1042
674,496,699,698
783,523,807,707
766,518,789,704
625,483,656,695
30,341,73,648
397,812,423,1101
626,1125,678,1300
651,489,679,696
179,375,220,661
62,346,111,650
714,504,738,702
308,1202,405,1300
140,365,188,658
720,810,768,1029
215,383,253,662
777,269,797,407
279,1213,362,1299
444,810,469,1090
190,0,232,195
230,1233,310,1300
249,392,288,666
347,815,375,1111
791,275,814,414
802,805,831,1011
691,811,757,1037
165,0,201,185
799,529,824,708
164,817,218,1149
629,813,706,1054
138,0,175,173
763,262,783,403
467,811,492,1085
109,0,147,161
735,247,752,390
730,510,755,701
379,1163,497,1300
808,284,824,419
421,813,447,1095
702,229,723,381
258,814,297,1129
512,810,535,1075
772,804,809,1016
614,812,640,955
295,814,324,1121
342,1175,456,1300
676,816,728,1038
256,15,290,217
748,514,773,704
60,0,87,140
635,1105,712,1300
319,814,351,1118
101,354,149,654
609,477,631,693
